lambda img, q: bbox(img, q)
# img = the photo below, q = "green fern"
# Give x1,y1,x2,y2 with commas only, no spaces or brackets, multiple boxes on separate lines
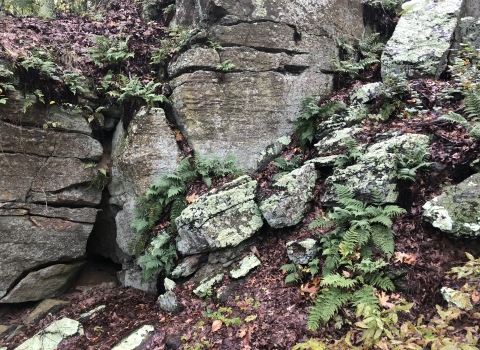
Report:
86,35,134,67
334,138,362,167
440,112,480,140
137,232,177,282
294,98,346,148
307,185,405,327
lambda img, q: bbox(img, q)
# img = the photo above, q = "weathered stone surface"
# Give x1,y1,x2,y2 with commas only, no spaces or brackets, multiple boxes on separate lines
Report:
0,153,45,202
109,108,180,257
256,136,291,170
29,185,102,207
305,155,339,169
0,202,97,223
26,299,69,324
422,173,480,238
315,127,362,155
31,157,95,193
0,262,85,303
286,238,318,265
15,318,83,350
230,254,261,279
176,176,263,255
207,237,258,265
171,254,206,279
0,90,91,134
382,0,463,79
259,163,317,228
158,291,183,314
0,208,94,299
323,134,430,205
53,133,103,160
168,47,219,78
112,325,155,350
171,0,363,172
350,82,383,105
78,305,106,323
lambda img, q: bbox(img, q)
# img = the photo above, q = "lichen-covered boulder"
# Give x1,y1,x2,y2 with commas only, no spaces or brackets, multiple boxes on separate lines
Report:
176,176,263,255
259,163,317,228
193,273,224,297
157,278,183,314
422,173,480,237
350,82,383,105
109,108,180,258
286,238,318,265
323,134,430,205
171,254,206,279
315,127,362,156
171,0,363,171
381,0,463,79
230,254,261,279
0,262,85,303
111,325,155,350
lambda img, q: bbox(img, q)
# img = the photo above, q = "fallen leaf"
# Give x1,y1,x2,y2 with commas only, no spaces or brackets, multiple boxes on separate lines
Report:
211,320,222,332
394,251,416,265
472,291,480,304
342,270,351,278
237,327,247,338
376,291,395,309
186,193,198,204
301,282,319,297
245,314,257,322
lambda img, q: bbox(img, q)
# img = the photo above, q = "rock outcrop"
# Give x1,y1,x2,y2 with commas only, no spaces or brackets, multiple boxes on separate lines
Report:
422,172,480,238
170,0,364,171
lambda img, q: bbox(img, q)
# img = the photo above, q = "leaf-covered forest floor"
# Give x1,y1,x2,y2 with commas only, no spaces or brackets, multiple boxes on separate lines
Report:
1,1,480,349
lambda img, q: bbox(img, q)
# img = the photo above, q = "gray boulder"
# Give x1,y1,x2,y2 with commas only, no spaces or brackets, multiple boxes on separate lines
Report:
286,238,318,265
176,175,263,255
382,0,464,79
0,262,85,303
109,108,180,257
259,163,317,228
422,172,480,238
157,278,183,314
0,204,96,300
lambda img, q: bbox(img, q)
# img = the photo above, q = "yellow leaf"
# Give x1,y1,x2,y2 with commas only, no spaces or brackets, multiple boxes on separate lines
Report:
49,101,55,105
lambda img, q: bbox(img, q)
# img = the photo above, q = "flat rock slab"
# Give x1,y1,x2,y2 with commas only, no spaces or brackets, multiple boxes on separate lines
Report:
381,0,463,79
26,299,69,324
111,325,155,350
14,318,83,350
0,262,85,303
260,163,317,228
176,176,263,255
422,172,480,238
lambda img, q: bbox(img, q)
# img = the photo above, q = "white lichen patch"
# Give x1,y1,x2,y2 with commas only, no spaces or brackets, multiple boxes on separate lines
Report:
422,201,453,231
193,273,224,297
111,324,154,350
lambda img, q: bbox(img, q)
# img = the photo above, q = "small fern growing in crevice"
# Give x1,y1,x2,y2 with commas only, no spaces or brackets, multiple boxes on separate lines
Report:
333,138,362,167
280,259,319,284
294,97,346,148
440,112,480,140
307,185,406,330
131,154,243,282
272,155,302,179
396,146,431,181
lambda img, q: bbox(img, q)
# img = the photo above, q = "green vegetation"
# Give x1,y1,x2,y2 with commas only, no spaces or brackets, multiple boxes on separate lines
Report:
20,51,60,81
294,97,346,148
272,155,302,179
84,162,109,190
131,154,243,282
374,73,411,120
108,75,168,107
306,185,406,330
150,25,189,66
216,60,235,72
396,146,430,181
333,138,362,167
332,33,384,78
204,307,242,327
86,35,134,68
280,259,319,284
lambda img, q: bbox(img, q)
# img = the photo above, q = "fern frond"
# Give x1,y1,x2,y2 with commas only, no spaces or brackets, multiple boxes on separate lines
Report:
364,271,395,291
343,228,370,248
351,285,380,310
464,89,480,120
440,112,473,131
369,215,393,227
371,225,394,258
321,274,358,288
308,288,352,330
383,205,407,218
309,216,336,229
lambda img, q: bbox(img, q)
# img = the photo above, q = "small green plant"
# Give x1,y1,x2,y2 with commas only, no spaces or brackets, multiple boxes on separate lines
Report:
333,138,362,167
396,146,430,181
63,70,89,95
20,51,60,81
272,155,302,179
307,185,406,329
204,307,242,327
216,60,235,72
0,83,13,105
208,40,223,50
374,73,411,121
332,33,384,78
137,232,177,282
294,97,346,148
86,35,134,67
281,259,319,284
150,25,189,65
440,112,480,140
84,163,109,190
108,75,168,107
163,4,175,14
131,154,243,281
